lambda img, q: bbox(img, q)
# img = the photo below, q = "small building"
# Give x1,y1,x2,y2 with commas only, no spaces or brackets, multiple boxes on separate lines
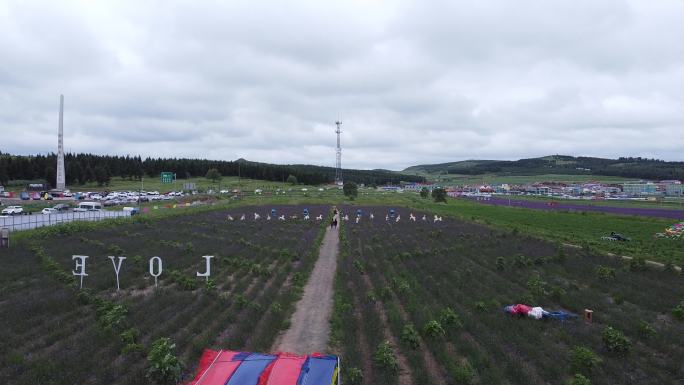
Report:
622,183,657,196
665,184,684,197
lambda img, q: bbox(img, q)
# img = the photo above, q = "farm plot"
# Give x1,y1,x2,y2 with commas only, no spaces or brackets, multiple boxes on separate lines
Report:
0,205,329,385
331,206,684,385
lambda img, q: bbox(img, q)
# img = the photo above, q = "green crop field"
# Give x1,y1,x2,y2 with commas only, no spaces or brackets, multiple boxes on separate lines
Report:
1,205,330,385
332,206,684,384
2,191,682,384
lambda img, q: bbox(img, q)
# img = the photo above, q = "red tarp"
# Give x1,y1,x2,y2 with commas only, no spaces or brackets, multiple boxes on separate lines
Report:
188,349,338,385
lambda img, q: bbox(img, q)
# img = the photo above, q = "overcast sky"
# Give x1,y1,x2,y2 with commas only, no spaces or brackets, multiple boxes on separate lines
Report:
1,0,683,170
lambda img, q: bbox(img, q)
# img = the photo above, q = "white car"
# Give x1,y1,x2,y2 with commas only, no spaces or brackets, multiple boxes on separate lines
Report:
1,206,23,215
41,208,57,215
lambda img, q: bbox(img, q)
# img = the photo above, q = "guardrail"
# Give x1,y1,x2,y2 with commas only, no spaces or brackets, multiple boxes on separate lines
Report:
0,211,131,232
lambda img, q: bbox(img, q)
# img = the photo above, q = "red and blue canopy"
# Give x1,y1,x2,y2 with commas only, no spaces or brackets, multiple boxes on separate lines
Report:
188,350,339,385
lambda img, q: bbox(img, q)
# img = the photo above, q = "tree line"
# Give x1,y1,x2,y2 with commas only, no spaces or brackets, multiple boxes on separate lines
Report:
0,151,424,188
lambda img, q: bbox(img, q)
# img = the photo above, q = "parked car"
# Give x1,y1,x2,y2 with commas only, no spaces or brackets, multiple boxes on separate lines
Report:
1,206,24,215
41,208,57,215
20,191,30,200
52,203,70,211
73,201,103,212
30,192,41,200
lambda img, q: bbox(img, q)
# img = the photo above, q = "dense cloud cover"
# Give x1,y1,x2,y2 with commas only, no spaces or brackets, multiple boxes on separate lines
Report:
1,0,683,170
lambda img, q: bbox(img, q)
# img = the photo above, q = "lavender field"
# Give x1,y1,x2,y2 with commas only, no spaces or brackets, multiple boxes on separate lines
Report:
464,196,684,220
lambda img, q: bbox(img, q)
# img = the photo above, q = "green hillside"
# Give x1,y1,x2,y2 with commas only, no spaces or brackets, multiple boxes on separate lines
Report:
404,155,684,181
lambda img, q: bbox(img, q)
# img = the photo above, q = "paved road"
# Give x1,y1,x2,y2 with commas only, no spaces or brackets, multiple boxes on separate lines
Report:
274,214,339,354
0,211,131,232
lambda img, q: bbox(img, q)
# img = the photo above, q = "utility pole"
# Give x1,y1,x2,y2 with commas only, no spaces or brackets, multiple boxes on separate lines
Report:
334,119,342,185
56,95,66,191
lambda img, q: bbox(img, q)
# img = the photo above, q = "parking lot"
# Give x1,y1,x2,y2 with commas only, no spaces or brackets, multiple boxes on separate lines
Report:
0,210,131,232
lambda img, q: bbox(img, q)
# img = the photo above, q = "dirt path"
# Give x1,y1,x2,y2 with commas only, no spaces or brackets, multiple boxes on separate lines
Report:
273,217,339,354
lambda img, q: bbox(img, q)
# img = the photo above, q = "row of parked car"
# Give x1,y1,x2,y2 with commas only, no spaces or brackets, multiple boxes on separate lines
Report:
1,202,98,216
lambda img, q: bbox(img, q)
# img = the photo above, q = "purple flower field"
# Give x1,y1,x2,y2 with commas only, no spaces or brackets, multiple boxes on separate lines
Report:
464,197,684,220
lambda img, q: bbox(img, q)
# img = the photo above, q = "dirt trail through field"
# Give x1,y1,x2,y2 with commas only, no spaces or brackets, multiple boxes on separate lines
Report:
273,213,338,354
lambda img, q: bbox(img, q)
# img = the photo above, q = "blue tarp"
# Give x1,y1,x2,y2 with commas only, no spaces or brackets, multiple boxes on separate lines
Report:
297,355,338,385
226,353,276,385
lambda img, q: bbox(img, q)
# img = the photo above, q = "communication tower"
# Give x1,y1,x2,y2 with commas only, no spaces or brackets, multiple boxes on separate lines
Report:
334,119,342,185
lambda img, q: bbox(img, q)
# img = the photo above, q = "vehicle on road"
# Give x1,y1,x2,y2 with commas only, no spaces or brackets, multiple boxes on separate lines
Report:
52,203,70,211
74,202,103,212
1,206,24,215
20,191,30,200
41,208,57,215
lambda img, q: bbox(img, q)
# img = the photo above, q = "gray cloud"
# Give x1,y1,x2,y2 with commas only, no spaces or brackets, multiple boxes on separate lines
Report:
1,0,683,170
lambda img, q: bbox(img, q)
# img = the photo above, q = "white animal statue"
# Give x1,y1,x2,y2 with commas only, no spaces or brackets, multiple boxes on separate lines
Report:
227,215,234,221
370,213,374,220
343,214,349,221
316,214,323,220
240,214,245,221
291,215,298,219
278,215,286,221
355,216,360,224
304,215,310,220
433,215,443,222
254,213,261,220
410,213,416,221
395,215,401,222
267,215,271,221
422,215,427,221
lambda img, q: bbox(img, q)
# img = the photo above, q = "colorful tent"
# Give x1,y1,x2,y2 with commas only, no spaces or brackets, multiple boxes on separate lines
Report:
188,350,339,385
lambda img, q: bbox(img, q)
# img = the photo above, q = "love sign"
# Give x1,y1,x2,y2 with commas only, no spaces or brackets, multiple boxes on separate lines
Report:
72,255,214,291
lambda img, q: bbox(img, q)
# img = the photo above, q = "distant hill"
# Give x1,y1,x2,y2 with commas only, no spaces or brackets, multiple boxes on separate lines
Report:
403,160,497,175
404,155,684,181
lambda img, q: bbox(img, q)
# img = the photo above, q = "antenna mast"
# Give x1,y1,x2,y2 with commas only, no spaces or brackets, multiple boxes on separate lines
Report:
56,95,66,190
334,119,342,185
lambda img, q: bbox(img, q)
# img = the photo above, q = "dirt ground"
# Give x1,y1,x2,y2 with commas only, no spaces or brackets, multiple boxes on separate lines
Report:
273,214,339,354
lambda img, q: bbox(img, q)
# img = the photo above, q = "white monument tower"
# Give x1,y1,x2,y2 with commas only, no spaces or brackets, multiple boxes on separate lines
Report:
56,95,66,190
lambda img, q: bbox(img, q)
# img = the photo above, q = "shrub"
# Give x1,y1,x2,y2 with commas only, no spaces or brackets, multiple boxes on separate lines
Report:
550,285,567,302
353,259,365,273
514,254,531,268
452,360,475,385
637,320,656,338
423,320,446,339
97,302,128,331
431,187,447,203
146,338,182,385
569,346,602,374
612,293,624,305
526,274,547,297
556,243,566,263
602,326,632,356
392,277,410,294
495,257,506,271
672,300,684,320
373,341,398,372
400,324,420,349
346,367,363,385
474,301,488,312
379,285,393,300
567,373,591,385
234,294,247,309
595,265,616,281
439,307,462,329
204,278,216,293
